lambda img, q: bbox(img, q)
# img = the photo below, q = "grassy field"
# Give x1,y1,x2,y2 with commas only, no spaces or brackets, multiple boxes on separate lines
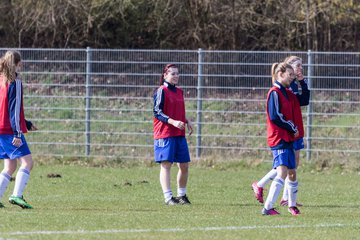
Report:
0,162,359,240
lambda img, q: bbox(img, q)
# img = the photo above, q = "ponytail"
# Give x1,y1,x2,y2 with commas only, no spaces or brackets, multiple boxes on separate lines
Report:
271,62,293,84
271,63,279,84
0,50,21,85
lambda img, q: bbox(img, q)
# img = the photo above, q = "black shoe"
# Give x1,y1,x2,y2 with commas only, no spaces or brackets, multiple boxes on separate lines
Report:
176,195,191,205
165,197,179,205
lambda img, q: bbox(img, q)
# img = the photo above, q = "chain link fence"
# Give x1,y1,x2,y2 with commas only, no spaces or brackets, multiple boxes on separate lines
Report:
2,48,359,162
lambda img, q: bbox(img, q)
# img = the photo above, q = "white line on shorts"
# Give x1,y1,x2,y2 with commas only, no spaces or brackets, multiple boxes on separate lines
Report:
4,223,359,236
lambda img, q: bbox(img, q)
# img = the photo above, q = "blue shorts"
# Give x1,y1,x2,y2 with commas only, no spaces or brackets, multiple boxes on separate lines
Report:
0,134,31,160
293,138,304,151
154,136,191,163
272,148,296,170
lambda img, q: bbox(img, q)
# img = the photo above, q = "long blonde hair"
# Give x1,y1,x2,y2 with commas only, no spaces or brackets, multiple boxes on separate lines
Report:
284,55,302,66
271,62,293,83
0,50,22,85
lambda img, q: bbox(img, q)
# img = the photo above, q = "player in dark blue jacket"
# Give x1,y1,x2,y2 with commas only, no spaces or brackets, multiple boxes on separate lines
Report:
252,56,310,212
0,50,37,209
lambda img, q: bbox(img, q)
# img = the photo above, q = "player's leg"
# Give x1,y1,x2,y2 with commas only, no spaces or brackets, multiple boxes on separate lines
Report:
283,150,300,204
262,148,293,215
0,158,17,207
154,137,177,205
176,162,191,204
252,168,277,203
287,169,298,207
281,138,303,206
262,165,287,215
160,161,177,204
175,137,191,204
11,154,33,196
287,149,300,215
280,176,290,206
9,154,34,209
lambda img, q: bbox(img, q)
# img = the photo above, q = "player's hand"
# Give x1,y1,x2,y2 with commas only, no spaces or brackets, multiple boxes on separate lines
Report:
293,131,299,138
30,124,38,131
12,137,22,147
168,119,185,130
186,119,193,136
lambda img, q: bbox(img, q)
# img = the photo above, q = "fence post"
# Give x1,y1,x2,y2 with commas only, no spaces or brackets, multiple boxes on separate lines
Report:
85,47,92,156
196,48,204,158
306,50,313,161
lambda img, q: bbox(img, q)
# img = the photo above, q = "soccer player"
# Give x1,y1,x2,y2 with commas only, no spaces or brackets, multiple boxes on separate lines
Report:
153,64,193,205
261,62,300,215
252,56,309,207
0,50,37,209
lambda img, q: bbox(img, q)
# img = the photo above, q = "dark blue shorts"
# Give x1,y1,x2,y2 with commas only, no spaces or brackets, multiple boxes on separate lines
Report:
272,148,296,170
0,134,31,160
293,138,304,151
154,136,191,163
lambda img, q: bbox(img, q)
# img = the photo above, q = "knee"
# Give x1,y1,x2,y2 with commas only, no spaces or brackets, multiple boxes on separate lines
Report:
3,162,17,175
3,167,16,176
161,161,172,171
178,163,189,173
20,155,34,171
288,171,297,181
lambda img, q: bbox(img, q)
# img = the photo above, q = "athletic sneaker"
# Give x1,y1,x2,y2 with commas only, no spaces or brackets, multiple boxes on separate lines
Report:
261,208,280,215
165,197,179,205
176,195,191,205
251,181,264,203
280,199,303,207
288,206,300,216
9,196,33,209
0,202,4,208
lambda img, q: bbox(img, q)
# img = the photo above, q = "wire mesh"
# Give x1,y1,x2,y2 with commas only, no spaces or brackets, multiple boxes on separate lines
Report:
0,48,358,161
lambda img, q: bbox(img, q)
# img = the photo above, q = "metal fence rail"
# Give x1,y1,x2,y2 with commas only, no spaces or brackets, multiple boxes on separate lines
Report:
1,48,359,162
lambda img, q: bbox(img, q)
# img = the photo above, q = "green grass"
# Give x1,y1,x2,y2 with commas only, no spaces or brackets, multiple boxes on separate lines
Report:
0,163,359,239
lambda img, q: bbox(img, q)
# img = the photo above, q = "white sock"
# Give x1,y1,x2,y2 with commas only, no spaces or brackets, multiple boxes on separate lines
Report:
163,190,173,202
264,176,284,210
287,180,298,207
12,168,30,197
177,188,186,197
257,169,277,188
0,172,11,200
282,177,289,201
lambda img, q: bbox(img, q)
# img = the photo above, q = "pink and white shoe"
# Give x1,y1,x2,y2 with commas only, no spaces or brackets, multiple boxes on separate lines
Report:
280,199,303,207
262,208,280,215
288,206,301,216
251,181,264,203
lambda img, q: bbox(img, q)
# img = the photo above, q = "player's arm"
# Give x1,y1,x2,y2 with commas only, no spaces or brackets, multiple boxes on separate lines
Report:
153,87,170,122
296,79,310,106
268,90,298,134
8,80,23,146
185,118,193,135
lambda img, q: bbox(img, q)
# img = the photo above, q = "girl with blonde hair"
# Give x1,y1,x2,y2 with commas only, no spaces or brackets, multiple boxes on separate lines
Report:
0,50,37,209
252,56,310,210
261,62,301,215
